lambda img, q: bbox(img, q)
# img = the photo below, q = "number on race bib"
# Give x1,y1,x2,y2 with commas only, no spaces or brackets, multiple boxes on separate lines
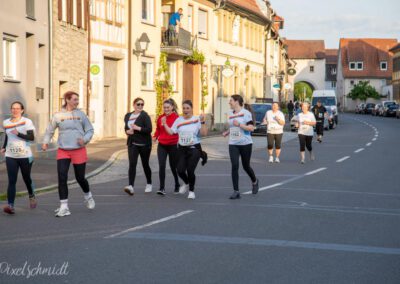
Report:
179,132,195,146
230,127,242,140
8,141,26,157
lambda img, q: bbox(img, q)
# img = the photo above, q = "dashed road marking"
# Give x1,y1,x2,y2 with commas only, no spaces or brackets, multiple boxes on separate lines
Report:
354,148,364,153
336,156,350,163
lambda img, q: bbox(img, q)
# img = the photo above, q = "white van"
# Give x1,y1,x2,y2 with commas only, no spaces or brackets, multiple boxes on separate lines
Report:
311,90,338,123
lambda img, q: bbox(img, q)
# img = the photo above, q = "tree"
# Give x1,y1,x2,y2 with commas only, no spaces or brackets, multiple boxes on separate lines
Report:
348,81,380,101
294,82,313,102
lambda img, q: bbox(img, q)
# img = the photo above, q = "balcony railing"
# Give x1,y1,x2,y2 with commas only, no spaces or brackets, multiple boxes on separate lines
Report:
161,27,192,58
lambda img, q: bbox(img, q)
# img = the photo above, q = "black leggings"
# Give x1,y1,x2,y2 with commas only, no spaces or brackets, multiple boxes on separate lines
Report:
316,122,324,136
57,159,90,200
177,145,201,192
6,157,34,205
229,144,257,192
298,134,313,152
128,144,152,187
267,133,283,150
158,143,180,189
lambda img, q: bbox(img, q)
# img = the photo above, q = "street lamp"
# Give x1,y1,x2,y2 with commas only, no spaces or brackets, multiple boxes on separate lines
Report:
133,33,150,57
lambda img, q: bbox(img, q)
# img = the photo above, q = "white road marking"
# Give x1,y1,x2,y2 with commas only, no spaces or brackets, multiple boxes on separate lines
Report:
105,210,194,238
336,156,350,163
242,183,282,195
305,167,327,176
354,148,364,153
366,142,372,147
372,138,377,141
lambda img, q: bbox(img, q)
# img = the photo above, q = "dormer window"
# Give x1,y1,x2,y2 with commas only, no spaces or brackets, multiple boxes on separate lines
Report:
349,62,356,70
356,62,363,70
349,62,363,71
380,61,387,71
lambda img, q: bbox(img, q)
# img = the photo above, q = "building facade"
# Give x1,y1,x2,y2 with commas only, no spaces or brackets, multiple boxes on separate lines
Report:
324,49,337,91
389,43,400,102
336,38,398,110
0,0,50,136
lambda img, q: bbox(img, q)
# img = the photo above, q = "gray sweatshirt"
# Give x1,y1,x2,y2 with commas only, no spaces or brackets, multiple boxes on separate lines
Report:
43,109,94,150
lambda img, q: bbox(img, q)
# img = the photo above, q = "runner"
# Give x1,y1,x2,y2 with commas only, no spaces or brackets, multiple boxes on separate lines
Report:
1,102,36,214
123,97,153,196
296,102,316,164
42,91,95,217
223,95,259,200
153,99,180,195
312,100,327,143
162,100,208,199
263,102,285,163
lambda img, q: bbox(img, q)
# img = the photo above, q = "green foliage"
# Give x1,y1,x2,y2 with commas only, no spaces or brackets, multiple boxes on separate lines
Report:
348,81,381,101
294,82,313,102
184,49,205,65
155,52,173,120
200,69,208,112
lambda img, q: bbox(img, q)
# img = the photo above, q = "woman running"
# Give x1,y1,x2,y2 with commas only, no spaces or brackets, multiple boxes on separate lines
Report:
153,99,180,195
263,102,285,163
42,91,95,217
223,95,259,200
123,97,153,196
1,101,37,214
162,100,207,199
296,102,316,164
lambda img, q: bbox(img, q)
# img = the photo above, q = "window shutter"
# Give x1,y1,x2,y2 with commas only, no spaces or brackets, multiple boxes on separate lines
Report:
67,0,72,24
77,0,82,28
58,0,62,20
84,0,88,30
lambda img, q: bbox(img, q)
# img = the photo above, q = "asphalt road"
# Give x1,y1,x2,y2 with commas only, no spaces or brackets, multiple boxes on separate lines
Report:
1,114,399,284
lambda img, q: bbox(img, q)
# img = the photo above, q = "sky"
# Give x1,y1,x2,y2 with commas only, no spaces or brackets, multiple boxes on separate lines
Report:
270,0,400,48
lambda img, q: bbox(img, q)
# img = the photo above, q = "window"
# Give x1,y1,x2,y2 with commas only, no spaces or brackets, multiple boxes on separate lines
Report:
2,35,18,80
310,66,314,73
350,80,354,85
61,0,67,22
90,0,96,16
349,61,363,71
81,0,86,28
331,67,337,75
73,0,77,25
198,9,208,38
26,0,35,19
141,58,154,89
349,62,356,70
116,0,123,24
188,5,193,34
142,0,154,24
168,62,177,91
357,62,363,70
331,81,336,88
380,61,387,71
106,0,113,22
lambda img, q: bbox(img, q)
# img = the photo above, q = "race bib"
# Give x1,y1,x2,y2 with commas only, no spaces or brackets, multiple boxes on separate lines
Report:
230,127,242,140
8,141,26,157
268,122,279,131
318,113,323,118
300,123,310,132
179,132,195,146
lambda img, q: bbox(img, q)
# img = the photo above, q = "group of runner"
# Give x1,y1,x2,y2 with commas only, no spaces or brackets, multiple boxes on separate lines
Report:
1,92,324,216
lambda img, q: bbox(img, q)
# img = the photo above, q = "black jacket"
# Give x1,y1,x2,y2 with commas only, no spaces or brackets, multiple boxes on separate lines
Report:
124,111,152,146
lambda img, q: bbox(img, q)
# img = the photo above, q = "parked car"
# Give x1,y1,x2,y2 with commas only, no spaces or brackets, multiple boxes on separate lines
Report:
372,104,382,116
381,101,396,116
363,103,376,114
355,103,365,114
383,104,399,117
251,103,272,135
397,107,400,119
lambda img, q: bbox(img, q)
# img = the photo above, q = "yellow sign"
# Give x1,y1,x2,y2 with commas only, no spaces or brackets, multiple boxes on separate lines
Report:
90,65,100,75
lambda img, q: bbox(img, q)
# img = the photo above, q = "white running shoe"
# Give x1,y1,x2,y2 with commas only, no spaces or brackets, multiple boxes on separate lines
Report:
55,207,71,217
124,185,134,196
179,184,189,194
188,191,196,199
85,197,95,210
301,159,305,164
269,156,274,163
310,152,315,161
144,184,153,193
275,157,280,163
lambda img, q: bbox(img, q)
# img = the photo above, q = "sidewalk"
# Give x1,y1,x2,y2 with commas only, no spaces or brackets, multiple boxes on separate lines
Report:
0,138,126,197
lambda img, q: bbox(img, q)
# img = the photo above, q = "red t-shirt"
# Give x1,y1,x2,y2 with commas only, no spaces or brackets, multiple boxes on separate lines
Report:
154,113,179,145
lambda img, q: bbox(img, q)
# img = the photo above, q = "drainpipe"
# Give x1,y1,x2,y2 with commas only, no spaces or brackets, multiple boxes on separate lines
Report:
127,0,132,112
48,0,53,119
86,0,91,115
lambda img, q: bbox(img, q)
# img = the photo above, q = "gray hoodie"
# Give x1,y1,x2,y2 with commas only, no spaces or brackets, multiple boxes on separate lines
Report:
43,109,94,150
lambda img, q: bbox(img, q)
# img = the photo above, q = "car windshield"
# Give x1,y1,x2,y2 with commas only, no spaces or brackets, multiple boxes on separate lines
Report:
312,97,336,106
251,104,272,122
388,104,398,109
384,102,396,107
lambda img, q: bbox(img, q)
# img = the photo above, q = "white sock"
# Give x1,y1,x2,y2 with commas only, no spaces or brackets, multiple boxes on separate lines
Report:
60,199,68,210
84,192,92,200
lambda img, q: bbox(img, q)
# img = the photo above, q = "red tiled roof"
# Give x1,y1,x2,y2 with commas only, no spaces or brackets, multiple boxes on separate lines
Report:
325,49,338,64
227,0,268,21
389,43,400,53
286,40,326,59
339,38,398,79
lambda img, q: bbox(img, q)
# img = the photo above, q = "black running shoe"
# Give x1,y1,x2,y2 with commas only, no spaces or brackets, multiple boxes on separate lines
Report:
174,185,180,194
252,179,259,194
157,189,166,196
229,191,241,200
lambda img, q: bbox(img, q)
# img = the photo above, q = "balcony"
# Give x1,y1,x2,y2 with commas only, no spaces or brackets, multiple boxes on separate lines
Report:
161,28,192,59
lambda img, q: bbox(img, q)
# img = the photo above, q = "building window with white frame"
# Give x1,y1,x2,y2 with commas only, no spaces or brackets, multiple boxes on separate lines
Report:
310,66,314,73
2,35,18,81
331,81,336,88
106,0,113,22
141,58,154,89
26,0,35,20
61,0,67,22
380,61,387,71
198,9,208,38
73,0,78,26
116,0,123,24
349,62,356,70
357,62,363,70
187,5,193,34
331,66,337,75
167,62,177,91
142,0,154,24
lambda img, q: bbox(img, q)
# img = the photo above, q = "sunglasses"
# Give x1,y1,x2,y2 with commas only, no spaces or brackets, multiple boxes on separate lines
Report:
136,103,144,107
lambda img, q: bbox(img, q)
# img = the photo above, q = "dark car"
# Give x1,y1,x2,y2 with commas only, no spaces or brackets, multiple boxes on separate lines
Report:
384,104,399,117
363,103,376,114
251,103,272,135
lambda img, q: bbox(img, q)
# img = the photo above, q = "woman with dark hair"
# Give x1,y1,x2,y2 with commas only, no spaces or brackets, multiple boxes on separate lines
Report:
162,100,208,199
1,101,37,214
42,91,95,217
263,102,285,163
123,97,153,196
153,99,180,195
223,95,259,200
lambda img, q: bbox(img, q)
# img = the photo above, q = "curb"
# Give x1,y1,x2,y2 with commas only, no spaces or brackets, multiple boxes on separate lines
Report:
0,149,126,201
